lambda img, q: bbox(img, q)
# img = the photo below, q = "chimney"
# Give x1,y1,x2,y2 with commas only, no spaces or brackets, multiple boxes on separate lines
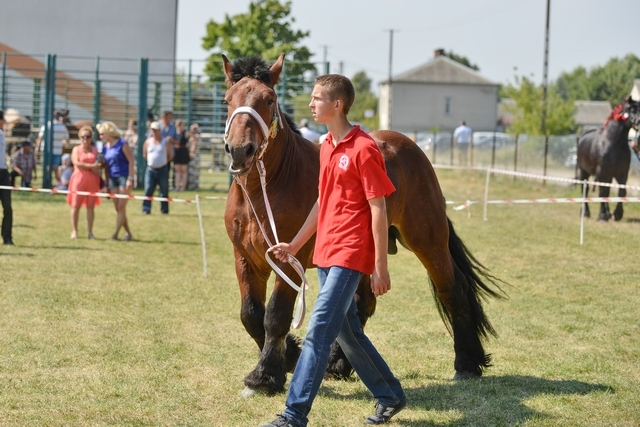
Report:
434,48,445,58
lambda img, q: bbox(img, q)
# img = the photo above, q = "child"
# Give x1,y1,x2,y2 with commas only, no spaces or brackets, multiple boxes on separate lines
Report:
265,75,406,427
57,153,73,190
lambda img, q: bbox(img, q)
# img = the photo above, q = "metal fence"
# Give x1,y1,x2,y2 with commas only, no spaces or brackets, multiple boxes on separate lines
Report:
0,52,321,189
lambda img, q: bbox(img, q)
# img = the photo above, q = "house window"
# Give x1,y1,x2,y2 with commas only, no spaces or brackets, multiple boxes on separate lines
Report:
444,97,452,116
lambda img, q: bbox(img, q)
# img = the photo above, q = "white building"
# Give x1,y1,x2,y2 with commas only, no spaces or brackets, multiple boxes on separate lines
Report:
378,50,499,133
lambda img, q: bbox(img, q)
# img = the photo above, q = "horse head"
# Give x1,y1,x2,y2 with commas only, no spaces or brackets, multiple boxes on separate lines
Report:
222,54,285,175
623,97,640,130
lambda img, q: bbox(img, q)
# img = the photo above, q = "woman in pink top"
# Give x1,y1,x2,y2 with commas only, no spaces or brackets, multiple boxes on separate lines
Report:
67,126,102,239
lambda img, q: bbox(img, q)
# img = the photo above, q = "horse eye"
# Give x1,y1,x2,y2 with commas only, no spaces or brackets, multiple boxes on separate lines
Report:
222,100,229,105
267,99,275,106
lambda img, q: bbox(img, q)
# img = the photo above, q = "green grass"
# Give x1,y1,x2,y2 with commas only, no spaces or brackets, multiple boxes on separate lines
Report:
0,169,639,426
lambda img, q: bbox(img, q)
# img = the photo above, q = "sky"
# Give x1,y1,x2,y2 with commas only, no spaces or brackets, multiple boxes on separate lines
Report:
176,0,640,90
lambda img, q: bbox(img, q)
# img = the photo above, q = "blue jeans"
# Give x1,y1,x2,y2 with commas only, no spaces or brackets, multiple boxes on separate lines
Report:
283,266,405,426
142,164,169,214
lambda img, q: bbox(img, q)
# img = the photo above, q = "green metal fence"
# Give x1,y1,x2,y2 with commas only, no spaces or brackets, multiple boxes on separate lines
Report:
0,52,322,189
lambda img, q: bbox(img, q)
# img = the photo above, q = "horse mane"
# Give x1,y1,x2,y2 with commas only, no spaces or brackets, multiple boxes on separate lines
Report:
600,98,628,133
226,55,275,86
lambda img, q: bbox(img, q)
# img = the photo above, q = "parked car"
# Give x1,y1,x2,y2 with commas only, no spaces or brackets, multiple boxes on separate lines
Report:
472,132,512,149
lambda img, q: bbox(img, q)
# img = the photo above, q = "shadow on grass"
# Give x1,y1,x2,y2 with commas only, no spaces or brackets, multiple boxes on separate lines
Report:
0,252,35,257
327,375,610,426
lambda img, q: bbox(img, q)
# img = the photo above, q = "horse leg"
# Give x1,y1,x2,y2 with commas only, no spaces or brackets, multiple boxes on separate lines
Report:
400,219,501,379
613,176,628,221
325,274,376,379
597,183,612,221
235,254,301,396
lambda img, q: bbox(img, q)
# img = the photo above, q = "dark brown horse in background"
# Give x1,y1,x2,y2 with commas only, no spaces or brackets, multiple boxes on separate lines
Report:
222,54,505,396
577,97,640,221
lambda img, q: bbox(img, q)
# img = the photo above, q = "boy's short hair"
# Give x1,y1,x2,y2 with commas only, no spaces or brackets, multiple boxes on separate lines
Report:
315,74,355,115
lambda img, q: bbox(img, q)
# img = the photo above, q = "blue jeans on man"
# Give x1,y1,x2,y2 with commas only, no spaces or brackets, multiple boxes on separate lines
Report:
282,266,405,427
142,164,169,214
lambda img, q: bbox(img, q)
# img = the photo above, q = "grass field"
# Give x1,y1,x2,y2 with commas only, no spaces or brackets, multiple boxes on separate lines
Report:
0,169,639,426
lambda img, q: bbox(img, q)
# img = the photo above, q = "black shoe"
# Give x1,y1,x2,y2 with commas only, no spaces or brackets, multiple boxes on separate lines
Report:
3,240,14,246
364,397,407,424
261,414,301,427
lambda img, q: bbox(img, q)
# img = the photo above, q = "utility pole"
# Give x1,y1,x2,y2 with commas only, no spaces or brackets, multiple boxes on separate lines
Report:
321,45,329,75
541,0,551,135
385,29,398,130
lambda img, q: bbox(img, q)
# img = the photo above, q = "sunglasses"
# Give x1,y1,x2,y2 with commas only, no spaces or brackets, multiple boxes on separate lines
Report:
80,135,92,140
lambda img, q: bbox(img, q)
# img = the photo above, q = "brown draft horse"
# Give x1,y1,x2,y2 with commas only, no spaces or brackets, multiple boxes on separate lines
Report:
222,54,505,396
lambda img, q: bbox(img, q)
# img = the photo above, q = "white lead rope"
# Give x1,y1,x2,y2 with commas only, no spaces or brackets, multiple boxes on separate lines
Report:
234,159,309,329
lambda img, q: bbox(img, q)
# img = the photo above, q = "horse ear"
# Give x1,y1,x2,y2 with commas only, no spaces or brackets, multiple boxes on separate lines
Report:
222,55,234,85
269,54,285,86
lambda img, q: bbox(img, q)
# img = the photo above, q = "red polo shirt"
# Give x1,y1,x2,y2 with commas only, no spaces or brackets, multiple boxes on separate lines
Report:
313,126,395,274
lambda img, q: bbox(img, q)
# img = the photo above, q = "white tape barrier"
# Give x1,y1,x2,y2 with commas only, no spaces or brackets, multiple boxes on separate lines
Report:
0,184,210,276
0,185,197,203
453,196,640,211
486,167,640,191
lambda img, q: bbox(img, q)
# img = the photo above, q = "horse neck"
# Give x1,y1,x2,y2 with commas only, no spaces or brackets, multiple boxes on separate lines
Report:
604,119,631,144
262,125,304,184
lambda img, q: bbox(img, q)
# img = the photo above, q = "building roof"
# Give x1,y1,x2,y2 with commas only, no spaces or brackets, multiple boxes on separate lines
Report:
387,55,498,86
573,100,611,127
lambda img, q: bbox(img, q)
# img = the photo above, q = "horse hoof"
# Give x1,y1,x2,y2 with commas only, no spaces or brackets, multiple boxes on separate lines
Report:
453,371,480,381
240,387,259,398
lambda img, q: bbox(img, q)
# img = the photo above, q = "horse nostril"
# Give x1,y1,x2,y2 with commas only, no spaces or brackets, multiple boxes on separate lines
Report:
246,144,255,158
224,143,230,154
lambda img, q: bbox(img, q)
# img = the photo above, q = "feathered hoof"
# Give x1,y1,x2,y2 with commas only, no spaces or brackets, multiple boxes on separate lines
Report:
240,386,259,398
453,370,481,380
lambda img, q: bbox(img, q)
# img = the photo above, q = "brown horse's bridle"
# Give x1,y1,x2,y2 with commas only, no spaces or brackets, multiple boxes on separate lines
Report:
225,103,309,329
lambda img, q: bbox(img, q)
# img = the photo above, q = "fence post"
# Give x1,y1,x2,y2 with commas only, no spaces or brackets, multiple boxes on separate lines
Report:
450,132,454,166
93,57,100,126
543,134,549,186
136,58,149,189
187,59,193,127
124,81,130,124
32,78,41,127
574,135,579,179
470,131,474,168
1,52,7,111
43,54,56,189
432,133,437,165
491,130,497,168
154,82,161,117
513,134,519,180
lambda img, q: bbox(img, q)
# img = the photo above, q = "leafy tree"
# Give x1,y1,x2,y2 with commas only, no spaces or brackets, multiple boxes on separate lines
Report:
556,54,640,105
501,75,575,135
349,71,378,129
444,50,479,71
201,0,316,80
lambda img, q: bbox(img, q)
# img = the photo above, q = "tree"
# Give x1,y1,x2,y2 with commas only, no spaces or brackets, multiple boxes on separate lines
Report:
556,54,640,105
201,0,316,80
501,75,576,135
444,50,479,71
349,71,378,129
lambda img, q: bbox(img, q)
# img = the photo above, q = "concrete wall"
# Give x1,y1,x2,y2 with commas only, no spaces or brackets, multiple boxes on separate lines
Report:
0,0,178,123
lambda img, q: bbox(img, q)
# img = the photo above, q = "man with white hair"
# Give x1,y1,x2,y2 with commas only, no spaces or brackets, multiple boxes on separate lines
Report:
299,118,321,143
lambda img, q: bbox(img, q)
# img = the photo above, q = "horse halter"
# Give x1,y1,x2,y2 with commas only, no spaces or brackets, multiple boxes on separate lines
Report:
224,102,283,162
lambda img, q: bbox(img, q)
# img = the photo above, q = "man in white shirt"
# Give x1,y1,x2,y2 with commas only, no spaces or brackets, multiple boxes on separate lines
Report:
0,111,14,245
298,119,321,143
36,110,69,183
453,120,472,167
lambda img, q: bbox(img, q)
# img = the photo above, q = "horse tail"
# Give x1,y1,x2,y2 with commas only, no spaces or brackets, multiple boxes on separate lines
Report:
429,218,507,341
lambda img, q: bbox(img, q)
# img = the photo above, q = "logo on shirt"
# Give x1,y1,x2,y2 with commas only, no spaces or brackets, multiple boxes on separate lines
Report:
338,154,349,171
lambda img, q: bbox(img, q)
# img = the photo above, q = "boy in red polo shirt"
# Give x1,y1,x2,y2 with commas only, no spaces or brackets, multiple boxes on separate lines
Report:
264,75,406,427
